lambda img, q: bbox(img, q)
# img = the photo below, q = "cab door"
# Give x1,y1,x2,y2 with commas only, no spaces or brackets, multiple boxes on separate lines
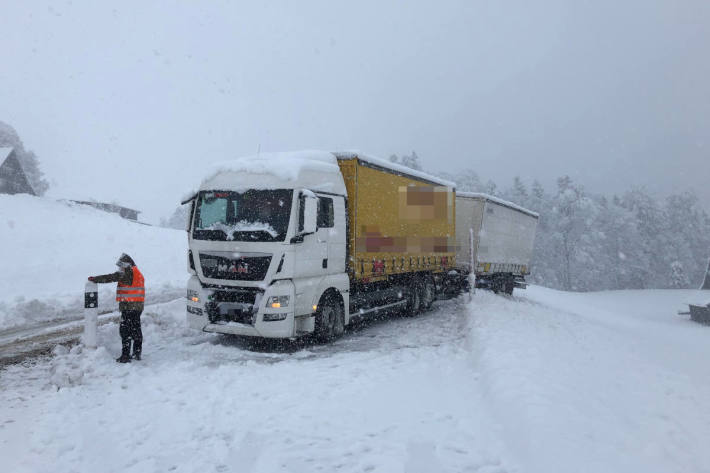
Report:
315,194,334,273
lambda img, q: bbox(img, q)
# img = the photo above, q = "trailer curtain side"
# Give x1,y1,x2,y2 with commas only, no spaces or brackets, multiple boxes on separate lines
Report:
455,195,538,276
336,156,456,282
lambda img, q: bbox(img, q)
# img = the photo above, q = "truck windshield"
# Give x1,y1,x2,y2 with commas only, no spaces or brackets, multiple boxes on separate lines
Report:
192,190,293,242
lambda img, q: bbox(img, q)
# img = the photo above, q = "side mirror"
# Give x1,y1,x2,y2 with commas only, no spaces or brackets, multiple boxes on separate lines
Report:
181,193,197,233
301,192,318,235
186,200,195,233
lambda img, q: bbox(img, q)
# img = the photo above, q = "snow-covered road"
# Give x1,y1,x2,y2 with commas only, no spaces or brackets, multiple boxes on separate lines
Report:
0,289,186,366
1,287,709,473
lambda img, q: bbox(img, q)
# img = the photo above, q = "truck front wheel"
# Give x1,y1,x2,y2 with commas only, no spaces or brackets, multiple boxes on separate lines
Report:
315,297,344,342
503,278,514,295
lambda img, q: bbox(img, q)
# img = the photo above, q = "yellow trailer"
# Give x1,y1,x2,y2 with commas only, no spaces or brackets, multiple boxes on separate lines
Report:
334,152,456,283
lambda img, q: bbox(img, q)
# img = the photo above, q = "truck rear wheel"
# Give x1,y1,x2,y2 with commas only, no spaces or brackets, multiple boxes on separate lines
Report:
315,297,344,342
422,276,435,311
503,278,514,295
405,282,422,316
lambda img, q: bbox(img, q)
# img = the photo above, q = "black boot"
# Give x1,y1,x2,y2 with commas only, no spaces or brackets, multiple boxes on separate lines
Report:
119,316,132,363
132,351,141,361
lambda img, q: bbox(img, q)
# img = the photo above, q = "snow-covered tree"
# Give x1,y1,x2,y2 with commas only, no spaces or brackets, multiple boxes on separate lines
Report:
552,177,594,290
437,168,486,193
617,188,669,288
389,151,423,170
669,261,691,289
511,176,527,201
663,192,710,287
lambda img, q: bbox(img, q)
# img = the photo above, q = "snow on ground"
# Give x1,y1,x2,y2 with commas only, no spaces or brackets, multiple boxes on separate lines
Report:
1,287,709,472
0,195,187,330
471,287,710,472
0,298,509,473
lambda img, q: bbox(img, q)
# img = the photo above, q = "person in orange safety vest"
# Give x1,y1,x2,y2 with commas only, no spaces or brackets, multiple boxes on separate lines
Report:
88,253,146,363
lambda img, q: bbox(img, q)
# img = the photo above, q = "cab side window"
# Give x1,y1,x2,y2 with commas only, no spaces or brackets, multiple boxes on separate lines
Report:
317,196,334,228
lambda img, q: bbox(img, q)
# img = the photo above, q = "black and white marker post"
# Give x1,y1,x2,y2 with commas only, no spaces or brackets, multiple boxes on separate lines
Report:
83,280,98,348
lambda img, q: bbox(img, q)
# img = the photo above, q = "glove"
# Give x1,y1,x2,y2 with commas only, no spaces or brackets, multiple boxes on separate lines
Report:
88,276,95,282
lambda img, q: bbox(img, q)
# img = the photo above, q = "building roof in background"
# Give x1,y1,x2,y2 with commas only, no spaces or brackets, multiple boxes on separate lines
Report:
69,200,141,215
0,147,13,162
0,147,36,196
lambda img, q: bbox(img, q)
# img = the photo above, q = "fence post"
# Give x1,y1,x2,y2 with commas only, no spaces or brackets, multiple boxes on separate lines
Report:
83,281,98,348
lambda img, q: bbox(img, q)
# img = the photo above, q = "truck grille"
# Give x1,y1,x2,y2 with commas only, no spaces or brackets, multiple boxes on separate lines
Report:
205,287,263,325
199,253,272,281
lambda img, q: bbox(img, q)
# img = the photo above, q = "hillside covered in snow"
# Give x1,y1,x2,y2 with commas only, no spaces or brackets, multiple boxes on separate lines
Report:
0,194,187,330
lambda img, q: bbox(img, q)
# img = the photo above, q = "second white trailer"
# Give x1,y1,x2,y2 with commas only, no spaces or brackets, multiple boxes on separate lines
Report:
455,192,539,294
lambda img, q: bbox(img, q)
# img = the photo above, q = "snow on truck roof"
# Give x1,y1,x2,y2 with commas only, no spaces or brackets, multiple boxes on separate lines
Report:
205,150,341,182
183,150,455,203
188,150,346,200
457,191,539,218
333,151,456,188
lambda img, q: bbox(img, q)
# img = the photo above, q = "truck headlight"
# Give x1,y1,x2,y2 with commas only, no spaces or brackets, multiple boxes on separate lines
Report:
187,289,200,303
266,295,290,308
263,313,288,322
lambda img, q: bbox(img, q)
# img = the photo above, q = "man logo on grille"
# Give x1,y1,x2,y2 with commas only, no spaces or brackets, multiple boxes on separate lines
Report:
219,262,249,273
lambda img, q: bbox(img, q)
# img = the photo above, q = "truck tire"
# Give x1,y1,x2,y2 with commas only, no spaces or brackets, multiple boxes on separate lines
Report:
333,303,345,337
422,276,435,311
405,282,422,316
503,278,514,296
315,297,344,342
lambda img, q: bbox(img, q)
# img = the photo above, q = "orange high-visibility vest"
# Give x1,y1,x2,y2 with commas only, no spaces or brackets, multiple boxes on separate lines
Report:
116,266,145,302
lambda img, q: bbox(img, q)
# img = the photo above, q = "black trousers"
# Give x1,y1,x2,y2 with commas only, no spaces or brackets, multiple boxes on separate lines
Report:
119,310,143,357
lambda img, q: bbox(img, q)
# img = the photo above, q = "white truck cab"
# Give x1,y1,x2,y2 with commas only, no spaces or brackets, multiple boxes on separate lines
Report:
184,151,349,339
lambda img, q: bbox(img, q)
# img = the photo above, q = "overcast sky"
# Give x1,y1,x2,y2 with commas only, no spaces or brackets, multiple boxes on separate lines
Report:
1,0,708,222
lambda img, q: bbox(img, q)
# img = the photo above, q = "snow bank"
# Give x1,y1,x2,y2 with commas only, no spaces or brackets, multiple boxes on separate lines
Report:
468,286,710,472
0,194,187,330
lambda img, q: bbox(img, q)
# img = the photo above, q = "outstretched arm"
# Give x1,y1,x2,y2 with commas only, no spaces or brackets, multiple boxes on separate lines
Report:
89,271,121,283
